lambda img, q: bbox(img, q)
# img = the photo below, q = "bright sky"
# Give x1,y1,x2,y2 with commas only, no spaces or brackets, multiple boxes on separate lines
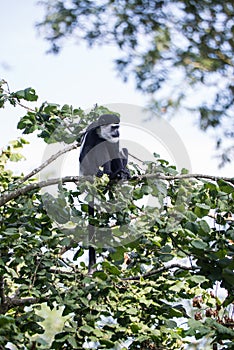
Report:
0,0,233,177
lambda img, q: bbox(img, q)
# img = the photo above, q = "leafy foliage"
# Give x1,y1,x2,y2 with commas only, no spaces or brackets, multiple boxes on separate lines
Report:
37,0,234,165
0,85,234,349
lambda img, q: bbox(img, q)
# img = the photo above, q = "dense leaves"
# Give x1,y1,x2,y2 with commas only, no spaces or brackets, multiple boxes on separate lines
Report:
0,85,234,349
37,0,234,165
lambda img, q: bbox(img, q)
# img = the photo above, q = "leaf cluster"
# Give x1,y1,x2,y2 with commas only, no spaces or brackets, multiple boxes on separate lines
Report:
37,0,234,165
0,85,234,349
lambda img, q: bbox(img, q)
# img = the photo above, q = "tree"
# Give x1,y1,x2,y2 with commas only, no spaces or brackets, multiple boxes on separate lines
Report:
0,81,233,349
37,0,234,166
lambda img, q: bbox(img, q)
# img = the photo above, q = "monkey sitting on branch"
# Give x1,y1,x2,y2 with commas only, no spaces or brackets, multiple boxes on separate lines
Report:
79,114,130,273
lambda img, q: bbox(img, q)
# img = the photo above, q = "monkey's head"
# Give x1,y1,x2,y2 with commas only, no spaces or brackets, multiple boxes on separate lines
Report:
88,114,120,144
97,123,119,143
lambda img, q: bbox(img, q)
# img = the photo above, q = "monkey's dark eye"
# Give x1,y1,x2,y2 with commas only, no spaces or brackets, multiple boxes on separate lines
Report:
111,125,119,137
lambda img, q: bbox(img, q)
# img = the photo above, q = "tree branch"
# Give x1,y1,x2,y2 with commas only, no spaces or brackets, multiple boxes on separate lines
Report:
122,263,195,281
17,142,80,184
0,176,81,206
0,296,41,314
0,173,233,207
138,173,234,184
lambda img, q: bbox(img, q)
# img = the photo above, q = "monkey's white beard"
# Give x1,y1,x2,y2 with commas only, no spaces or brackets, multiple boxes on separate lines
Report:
98,124,119,143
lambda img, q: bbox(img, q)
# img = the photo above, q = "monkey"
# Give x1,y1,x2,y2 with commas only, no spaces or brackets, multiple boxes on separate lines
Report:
79,114,130,273
79,114,130,180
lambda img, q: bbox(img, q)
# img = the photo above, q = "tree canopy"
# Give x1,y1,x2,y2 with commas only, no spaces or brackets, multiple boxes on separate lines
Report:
37,0,234,165
0,81,234,349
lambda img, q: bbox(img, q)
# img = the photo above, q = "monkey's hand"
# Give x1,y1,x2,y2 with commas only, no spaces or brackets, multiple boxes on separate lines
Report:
116,169,131,180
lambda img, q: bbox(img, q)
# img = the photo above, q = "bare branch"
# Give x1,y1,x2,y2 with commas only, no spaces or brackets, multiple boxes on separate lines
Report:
122,263,195,281
0,175,81,206
16,101,36,113
128,152,144,164
18,142,80,184
139,173,234,184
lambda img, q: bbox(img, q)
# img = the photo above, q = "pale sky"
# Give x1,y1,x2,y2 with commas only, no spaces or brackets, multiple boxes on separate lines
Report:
0,0,233,177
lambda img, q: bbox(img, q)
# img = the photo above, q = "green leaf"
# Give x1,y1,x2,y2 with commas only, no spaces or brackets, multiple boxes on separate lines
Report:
93,271,108,281
102,261,121,276
185,211,197,222
81,204,89,213
3,228,20,239
159,253,174,262
186,319,211,338
0,315,14,327
165,320,177,329
14,87,38,101
187,275,207,284
191,240,208,250
222,267,234,286
133,187,144,200
5,266,18,278
160,244,172,253
9,153,25,162
79,325,94,334
92,328,103,337
169,281,186,292
17,112,38,133
67,336,78,347
44,103,60,113
99,339,115,347
141,185,153,195
80,297,89,307
205,318,234,337
168,307,183,318
127,307,138,315
155,180,167,196
109,246,126,260
131,323,142,333
60,237,71,246
198,220,210,234
217,179,234,194
194,203,210,218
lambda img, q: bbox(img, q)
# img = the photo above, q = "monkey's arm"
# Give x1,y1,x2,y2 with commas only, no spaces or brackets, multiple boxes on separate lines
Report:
108,148,131,180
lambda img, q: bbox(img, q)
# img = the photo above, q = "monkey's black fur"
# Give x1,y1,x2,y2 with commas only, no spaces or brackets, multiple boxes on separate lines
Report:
79,114,130,273
79,114,130,180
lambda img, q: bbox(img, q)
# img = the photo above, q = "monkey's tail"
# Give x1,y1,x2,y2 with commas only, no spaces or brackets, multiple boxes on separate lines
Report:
88,202,96,274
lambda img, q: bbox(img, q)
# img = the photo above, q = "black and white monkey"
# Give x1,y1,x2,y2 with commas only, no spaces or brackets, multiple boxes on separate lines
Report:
79,114,130,273
79,114,130,180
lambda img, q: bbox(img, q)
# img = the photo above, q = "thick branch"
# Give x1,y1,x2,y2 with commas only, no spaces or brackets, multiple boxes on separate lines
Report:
122,263,195,281
0,296,41,314
0,173,233,207
0,176,80,206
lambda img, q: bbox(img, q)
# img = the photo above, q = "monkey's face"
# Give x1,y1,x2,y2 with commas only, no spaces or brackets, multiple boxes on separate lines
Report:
97,123,120,143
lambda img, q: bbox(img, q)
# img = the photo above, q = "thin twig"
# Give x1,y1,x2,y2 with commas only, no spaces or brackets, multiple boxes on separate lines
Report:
17,142,80,184
122,263,195,281
128,152,144,164
168,233,193,268
16,101,35,113
139,173,234,184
